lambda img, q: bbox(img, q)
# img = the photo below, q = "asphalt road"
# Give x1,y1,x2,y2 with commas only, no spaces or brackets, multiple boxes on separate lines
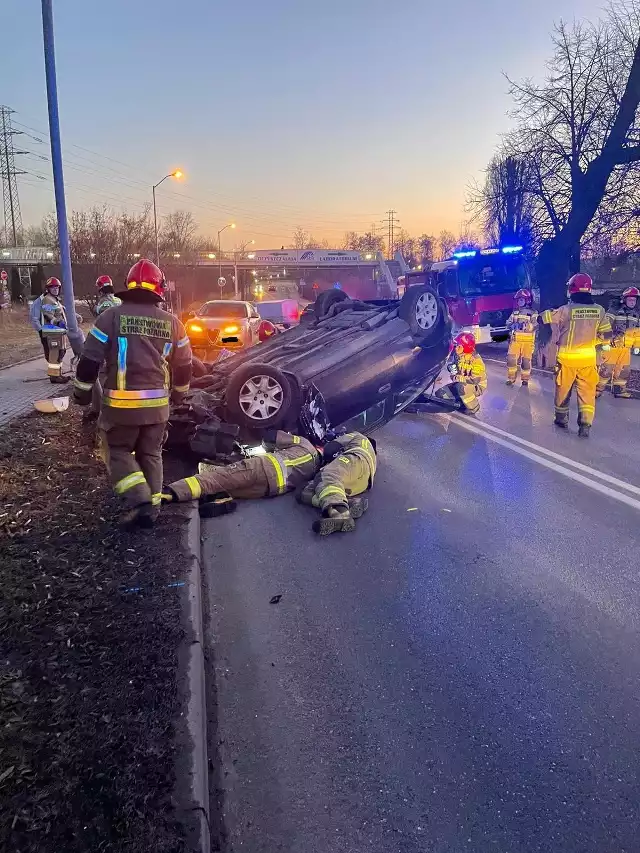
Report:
203,356,640,853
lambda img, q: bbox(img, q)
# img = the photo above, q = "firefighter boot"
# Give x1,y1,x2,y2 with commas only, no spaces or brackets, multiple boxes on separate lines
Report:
120,502,157,530
521,379,529,387
578,424,591,439
199,493,237,519
554,417,569,429
50,375,71,385
505,379,515,386
348,496,368,519
613,385,632,398
312,506,356,536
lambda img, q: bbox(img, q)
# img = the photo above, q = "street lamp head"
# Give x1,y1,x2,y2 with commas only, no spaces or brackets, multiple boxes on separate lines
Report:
171,170,183,179
208,253,216,259
230,223,236,229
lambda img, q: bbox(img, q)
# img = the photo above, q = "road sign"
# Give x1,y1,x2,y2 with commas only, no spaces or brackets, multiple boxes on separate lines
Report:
218,276,226,289
0,270,7,281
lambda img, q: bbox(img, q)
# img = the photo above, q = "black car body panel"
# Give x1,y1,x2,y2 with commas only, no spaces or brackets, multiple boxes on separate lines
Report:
170,295,452,458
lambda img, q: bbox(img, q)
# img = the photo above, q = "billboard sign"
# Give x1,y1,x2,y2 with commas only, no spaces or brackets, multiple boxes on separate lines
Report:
251,249,366,266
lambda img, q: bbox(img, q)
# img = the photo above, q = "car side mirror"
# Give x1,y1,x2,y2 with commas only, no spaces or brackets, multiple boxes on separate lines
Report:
187,310,196,319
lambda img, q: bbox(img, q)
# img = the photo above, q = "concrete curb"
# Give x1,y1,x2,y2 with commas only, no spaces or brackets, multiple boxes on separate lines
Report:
0,354,42,372
175,502,211,853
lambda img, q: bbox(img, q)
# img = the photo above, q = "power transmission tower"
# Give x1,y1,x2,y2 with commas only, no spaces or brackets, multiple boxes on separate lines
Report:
381,209,399,259
0,106,26,247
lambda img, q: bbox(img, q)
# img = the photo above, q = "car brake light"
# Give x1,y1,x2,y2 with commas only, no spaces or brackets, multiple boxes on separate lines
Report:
188,323,204,334
222,324,240,334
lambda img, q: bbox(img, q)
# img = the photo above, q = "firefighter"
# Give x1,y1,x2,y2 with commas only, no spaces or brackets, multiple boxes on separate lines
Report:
87,276,123,418
434,332,487,414
297,431,377,535
540,273,611,438
73,259,192,528
29,277,70,384
162,429,321,507
95,274,122,316
506,288,537,386
596,286,640,399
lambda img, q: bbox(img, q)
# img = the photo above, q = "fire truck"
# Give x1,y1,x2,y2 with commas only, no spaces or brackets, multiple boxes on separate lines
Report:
396,245,531,343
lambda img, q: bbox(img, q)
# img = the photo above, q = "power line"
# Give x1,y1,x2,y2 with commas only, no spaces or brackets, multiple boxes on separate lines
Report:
0,106,27,246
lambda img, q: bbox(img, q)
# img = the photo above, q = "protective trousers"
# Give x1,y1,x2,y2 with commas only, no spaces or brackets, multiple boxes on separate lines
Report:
101,423,166,508
437,381,482,413
39,331,66,379
597,347,631,395
183,459,270,501
507,339,534,382
554,359,598,426
312,453,371,512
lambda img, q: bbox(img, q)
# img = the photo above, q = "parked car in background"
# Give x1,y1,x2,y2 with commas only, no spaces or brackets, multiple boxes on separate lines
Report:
254,298,302,329
184,300,263,359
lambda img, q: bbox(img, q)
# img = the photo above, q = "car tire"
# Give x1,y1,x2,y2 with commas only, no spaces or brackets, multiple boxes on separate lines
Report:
226,362,296,430
314,289,348,319
398,285,443,342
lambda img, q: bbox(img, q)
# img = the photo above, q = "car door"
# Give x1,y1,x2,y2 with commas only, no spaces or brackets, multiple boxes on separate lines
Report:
248,304,262,343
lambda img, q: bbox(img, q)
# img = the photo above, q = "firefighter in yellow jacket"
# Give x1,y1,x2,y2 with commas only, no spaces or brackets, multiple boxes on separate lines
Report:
163,430,321,506
506,288,537,386
73,259,192,528
297,431,377,535
540,273,611,438
597,286,640,399
434,332,487,414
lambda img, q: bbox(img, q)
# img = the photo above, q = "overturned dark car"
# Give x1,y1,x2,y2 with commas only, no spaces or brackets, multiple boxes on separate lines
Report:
167,285,452,461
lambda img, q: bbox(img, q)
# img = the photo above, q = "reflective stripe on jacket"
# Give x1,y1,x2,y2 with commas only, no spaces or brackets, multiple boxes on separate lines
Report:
507,308,537,342
604,308,640,347
262,431,321,496
452,353,487,391
541,302,611,363
75,300,192,425
95,294,122,316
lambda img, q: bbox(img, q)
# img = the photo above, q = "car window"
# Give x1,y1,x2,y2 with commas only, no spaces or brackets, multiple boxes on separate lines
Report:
198,302,248,319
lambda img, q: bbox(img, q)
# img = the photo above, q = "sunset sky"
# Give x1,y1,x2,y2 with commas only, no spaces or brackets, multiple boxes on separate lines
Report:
7,0,606,248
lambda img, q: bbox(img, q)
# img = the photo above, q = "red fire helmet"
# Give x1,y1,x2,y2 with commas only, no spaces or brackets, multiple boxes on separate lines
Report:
567,273,592,294
622,286,639,300
124,258,165,298
45,276,61,291
453,332,476,354
514,288,533,306
96,274,113,290
258,319,277,342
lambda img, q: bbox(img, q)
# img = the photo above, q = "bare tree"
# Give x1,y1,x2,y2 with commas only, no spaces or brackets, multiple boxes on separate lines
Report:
467,155,535,247
504,5,640,306
417,234,435,266
436,230,456,261
160,210,198,260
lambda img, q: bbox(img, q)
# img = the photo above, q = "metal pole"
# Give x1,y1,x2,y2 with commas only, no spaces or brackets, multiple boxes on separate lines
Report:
41,0,83,354
218,229,222,286
153,183,159,265
234,252,239,298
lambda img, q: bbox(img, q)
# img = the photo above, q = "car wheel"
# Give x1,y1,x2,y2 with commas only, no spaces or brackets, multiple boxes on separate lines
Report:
226,362,295,429
314,289,348,319
398,285,442,341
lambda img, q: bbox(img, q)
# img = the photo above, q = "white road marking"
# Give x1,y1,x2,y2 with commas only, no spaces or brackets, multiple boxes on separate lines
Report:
471,417,640,497
450,415,640,514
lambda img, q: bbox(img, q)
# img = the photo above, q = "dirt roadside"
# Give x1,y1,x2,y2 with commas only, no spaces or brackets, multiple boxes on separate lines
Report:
0,408,204,853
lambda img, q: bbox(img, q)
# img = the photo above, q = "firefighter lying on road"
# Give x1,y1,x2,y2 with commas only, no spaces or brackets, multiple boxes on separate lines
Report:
296,431,377,535
434,332,487,414
162,429,321,511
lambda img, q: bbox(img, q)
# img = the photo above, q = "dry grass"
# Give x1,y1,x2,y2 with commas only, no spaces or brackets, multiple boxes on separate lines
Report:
0,311,43,369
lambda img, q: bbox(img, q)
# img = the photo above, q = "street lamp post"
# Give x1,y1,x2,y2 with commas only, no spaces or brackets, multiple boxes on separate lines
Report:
217,223,236,293
152,170,182,265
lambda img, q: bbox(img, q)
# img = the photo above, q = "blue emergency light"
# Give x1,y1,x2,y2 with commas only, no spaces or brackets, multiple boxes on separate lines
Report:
333,282,342,289
453,250,477,259
502,245,523,254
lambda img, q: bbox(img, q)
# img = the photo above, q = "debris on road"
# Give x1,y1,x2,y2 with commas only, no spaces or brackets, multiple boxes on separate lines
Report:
0,409,192,853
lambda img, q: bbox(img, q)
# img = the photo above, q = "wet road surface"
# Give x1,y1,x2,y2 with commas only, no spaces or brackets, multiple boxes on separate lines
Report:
203,358,640,853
